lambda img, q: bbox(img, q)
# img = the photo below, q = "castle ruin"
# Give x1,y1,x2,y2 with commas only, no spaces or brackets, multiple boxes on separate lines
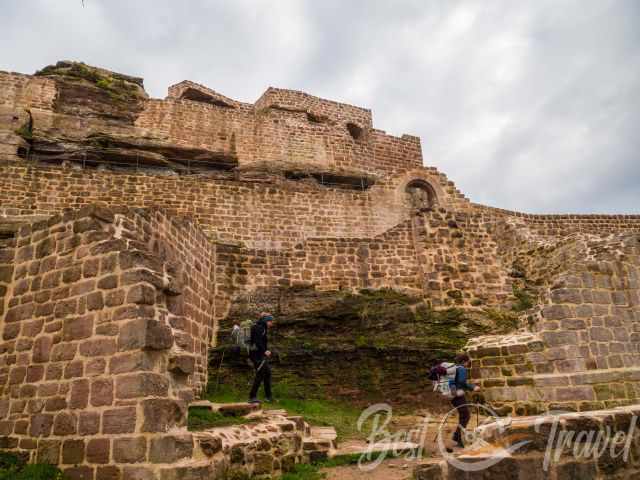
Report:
0,61,639,479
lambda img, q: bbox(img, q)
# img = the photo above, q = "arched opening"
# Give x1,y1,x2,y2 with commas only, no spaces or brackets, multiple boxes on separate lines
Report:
405,179,437,212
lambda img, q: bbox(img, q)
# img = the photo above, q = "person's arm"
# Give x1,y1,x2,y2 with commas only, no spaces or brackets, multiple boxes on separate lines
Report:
251,323,267,356
455,366,476,391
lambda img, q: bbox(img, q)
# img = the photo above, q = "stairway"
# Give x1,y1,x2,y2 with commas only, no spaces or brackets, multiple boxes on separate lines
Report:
183,400,339,478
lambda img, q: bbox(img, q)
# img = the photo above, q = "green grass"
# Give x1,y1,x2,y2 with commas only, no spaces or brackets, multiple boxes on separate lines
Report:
281,453,388,480
512,286,534,312
282,463,325,480
187,407,251,431
206,382,372,440
0,451,65,480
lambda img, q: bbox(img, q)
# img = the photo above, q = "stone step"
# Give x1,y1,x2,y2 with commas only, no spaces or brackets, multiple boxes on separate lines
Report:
189,401,261,418
217,402,261,417
189,400,216,411
263,409,288,417
303,439,333,452
309,426,338,449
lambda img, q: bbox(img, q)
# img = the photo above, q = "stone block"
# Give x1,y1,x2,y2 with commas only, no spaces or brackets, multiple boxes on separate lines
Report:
116,372,169,399
149,434,193,463
113,437,147,464
159,465,213,480
199,436,222,456
117,318,173,351
29,413,53,437
87,438,110,464
62,439,85,464
53,412,77,436
62,314,94,341
91,378,114,407
96,466,121,480
63,466,94,480
141,398,186,433
168,354,196,375
102,407,136,434
78,411,100,435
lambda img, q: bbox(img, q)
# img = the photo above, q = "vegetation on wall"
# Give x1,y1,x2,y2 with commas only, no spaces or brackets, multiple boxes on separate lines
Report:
36,62,143,102
0,451,65,480
212,287,524,407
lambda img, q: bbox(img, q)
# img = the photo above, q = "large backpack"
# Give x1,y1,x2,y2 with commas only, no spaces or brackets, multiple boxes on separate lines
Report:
430,362,458,398
231,320,254,354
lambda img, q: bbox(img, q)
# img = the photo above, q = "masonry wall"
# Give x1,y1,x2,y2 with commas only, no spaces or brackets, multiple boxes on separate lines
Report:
468,233,640,415
0,162,388,249
473,203,640,238
0,69,424,180
415,404,640,480
0,206,216,480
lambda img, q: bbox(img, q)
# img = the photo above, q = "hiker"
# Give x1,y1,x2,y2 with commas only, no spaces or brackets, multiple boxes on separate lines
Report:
248,312,274,404
449,353,480,449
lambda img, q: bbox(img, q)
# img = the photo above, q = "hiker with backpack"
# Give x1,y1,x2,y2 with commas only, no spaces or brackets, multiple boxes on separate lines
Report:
248,312,275,404
429,353,480,450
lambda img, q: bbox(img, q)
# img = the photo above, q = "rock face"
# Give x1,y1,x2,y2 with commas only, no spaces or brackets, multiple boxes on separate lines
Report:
214,287,519,404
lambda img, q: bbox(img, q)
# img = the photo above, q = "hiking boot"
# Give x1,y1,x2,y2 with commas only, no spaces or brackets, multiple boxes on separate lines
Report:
248,398,261,404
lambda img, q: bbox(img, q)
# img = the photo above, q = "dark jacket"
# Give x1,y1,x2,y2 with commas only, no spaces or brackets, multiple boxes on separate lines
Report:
453,365,475,392
250,318,269,359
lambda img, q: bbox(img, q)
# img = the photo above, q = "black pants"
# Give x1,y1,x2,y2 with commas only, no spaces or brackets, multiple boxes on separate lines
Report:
451,395,470,446
249,356,272,400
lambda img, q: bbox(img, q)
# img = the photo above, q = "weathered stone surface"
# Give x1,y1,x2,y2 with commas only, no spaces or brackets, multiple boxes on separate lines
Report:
149,434,193,463
113,437,147,464
102,407,136,434
115,373,169,399
141,399,185,433
117,318,173,351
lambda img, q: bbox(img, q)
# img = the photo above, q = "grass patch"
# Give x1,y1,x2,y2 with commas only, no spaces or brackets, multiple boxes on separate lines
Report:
0,451,65,480
206,382,372,440
187,407,250,431
15,123,32,140
281,453,389,480
480,308,520,333
512,286,534,312
281,463,325,480
36,62,141,102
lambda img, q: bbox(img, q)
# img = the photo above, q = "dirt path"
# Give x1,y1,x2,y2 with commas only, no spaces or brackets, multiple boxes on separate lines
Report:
321,457,416,480
321,409,492,479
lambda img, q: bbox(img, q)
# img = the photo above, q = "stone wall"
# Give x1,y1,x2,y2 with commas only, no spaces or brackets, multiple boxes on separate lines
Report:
0,66,424,181
0,206,217,479
468,233,640,415
472,203,640,238
415,404,640,479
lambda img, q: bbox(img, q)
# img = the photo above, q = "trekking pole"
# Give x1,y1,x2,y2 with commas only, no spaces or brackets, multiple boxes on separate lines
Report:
214,350,225,394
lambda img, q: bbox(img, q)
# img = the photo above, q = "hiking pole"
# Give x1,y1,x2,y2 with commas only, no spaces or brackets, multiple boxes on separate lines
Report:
214,350,225,394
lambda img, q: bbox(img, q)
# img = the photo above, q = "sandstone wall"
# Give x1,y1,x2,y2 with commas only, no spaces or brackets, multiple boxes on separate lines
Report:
415,405,640,479
473,204,640,238
0,206,217,479
468,233,640,415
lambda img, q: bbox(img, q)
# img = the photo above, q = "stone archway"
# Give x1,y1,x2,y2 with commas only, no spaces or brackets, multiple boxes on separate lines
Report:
405,179,437,212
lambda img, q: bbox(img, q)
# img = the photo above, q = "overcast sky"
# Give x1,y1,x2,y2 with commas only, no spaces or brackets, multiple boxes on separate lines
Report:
2,0,638,213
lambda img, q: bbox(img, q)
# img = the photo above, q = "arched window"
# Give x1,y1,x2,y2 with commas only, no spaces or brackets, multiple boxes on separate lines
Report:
405,180,436,212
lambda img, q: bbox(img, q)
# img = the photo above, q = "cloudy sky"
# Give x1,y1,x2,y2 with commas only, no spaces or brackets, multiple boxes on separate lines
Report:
2,0,638,213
